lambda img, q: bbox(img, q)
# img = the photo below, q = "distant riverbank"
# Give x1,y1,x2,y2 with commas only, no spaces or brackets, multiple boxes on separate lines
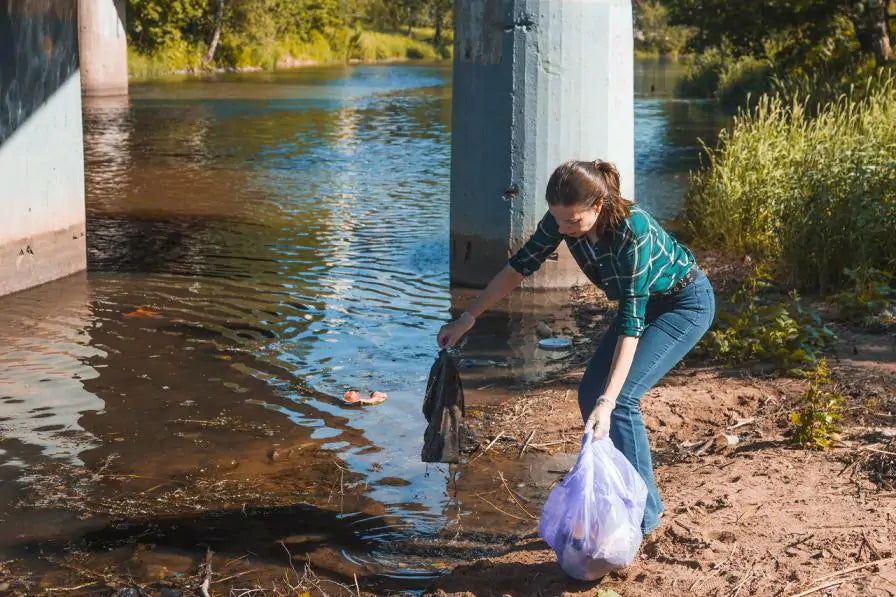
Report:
128,27,451,82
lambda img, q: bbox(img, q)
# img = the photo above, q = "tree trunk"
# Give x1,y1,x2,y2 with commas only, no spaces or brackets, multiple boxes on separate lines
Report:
864,0,893,63
433,1,444,46
203,0,225,64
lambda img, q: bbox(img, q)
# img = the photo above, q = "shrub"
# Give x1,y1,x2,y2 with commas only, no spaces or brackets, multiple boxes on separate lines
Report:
789,359,843,450
685,77,896,290
826,267,896,329
696,266,836,376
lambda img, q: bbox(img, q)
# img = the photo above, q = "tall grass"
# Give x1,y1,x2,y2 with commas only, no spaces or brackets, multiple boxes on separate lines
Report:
685,76,896,291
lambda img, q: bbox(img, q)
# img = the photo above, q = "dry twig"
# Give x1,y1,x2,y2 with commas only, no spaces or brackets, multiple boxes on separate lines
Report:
498,472,536,519
200,548,213,597
518,430,536,458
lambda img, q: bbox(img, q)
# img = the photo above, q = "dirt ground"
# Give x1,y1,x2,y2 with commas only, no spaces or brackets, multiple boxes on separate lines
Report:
427,262,896,597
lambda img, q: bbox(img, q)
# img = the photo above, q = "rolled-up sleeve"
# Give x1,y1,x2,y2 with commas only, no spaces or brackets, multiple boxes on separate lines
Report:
508,212,562,276
613,225,651,337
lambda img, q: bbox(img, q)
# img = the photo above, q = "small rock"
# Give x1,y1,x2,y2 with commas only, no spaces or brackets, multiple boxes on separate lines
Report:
535,321,553,338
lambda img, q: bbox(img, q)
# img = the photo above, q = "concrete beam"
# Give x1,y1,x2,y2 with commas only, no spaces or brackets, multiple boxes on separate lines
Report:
0,2,87,297
450,0,634,288
78,0,127,96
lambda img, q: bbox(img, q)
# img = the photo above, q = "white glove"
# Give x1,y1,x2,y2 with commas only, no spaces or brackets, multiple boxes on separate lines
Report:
584,395,616,439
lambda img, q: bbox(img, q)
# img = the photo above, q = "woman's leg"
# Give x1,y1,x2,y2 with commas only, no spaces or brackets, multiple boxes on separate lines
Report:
578,274,716,534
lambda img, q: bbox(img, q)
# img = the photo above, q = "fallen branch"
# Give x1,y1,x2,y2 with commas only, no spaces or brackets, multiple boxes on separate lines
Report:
498,472,536,520
810,555,896,584
475,492,528,520
518,430,536,458
45,581,101,593
861,446,896,457
211,568,258,584
789,575,865,597
483,431,505,452
730,564,754,597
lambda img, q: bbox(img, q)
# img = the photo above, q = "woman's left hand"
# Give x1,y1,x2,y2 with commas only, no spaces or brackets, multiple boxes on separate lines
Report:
584,395,616,439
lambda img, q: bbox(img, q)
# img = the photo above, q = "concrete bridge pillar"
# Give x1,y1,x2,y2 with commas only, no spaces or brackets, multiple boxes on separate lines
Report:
0,1,86,297
77,0,127,96
450,0,634,288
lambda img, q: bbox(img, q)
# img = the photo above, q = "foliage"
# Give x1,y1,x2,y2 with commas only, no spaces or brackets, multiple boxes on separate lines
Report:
127,42,203,79
126,0,452,78
634,1,694,57
127,0,211,52
677,46,774,110
826,267,896,329
685,78,896,290
789,359,844,450
669,0,896,108
696,267,836,376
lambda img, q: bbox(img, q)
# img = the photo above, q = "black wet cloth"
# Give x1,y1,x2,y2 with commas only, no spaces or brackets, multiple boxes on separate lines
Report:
421,350,466,463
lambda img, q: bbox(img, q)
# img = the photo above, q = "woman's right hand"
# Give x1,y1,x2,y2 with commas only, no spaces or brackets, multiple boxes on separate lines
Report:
437,311,476,348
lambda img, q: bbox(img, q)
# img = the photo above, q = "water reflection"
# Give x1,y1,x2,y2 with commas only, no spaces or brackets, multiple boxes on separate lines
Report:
0,274,103,464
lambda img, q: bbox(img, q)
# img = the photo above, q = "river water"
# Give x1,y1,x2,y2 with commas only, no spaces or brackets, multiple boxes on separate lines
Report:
0,60,724,590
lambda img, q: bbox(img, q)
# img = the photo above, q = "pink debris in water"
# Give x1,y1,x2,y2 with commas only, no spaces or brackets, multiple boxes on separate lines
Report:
361,391,388,405
342,390,362,403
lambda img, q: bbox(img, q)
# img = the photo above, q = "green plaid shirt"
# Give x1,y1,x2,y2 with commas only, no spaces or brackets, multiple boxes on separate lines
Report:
509,207,696,337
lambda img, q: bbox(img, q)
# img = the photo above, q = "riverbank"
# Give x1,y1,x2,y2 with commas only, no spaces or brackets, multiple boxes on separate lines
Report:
128,28,451,82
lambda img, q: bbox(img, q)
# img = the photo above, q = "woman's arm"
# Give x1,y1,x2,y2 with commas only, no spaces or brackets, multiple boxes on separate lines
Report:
603,335,639,400
437,264,524,347
584,334,639,436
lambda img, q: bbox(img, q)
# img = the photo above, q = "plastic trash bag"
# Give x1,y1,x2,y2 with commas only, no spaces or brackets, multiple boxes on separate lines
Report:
539,433,648,580
421,350,465,463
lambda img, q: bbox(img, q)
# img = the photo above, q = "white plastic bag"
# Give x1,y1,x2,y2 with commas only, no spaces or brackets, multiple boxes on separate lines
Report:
538,433,648,580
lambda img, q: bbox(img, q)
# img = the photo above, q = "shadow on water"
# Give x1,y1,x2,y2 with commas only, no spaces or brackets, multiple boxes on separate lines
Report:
0,61,726,591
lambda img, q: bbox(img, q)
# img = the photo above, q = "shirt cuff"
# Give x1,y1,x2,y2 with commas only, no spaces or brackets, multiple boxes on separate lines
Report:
508,256,538,276
615,315,645,338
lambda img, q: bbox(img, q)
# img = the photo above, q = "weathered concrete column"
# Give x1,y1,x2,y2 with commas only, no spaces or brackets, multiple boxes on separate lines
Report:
77,0,127,96
0,2,87,297
450,0,634,288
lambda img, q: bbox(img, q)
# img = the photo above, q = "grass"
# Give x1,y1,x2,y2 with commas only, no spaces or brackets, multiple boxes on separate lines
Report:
684,75,896,291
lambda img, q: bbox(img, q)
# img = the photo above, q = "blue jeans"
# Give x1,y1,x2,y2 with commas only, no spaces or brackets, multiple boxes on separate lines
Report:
578,270,715,534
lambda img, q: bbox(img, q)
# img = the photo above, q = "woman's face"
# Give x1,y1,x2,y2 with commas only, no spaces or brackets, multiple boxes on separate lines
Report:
549,202,601,237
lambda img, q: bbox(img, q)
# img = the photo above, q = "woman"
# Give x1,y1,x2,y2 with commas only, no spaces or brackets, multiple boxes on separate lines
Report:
437,159,715,535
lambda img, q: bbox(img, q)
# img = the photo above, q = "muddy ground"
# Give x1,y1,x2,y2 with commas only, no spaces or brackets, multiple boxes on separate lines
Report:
2,258,895,597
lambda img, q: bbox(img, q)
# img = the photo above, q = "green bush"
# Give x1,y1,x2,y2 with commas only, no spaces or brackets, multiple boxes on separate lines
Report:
677,48,773,109
696,267,836,377
826,267,896,329
715,55,773,110
789,359,843,450
635,0,694,58
685,77,896,290
676,47,723,98
127,40,203,80
349,31,437,62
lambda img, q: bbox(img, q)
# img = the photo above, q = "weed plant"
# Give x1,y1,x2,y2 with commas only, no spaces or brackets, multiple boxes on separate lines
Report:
789,358,843,450
696,267,836,376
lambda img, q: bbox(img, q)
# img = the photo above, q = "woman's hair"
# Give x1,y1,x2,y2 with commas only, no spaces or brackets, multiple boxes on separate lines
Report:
545,160,633,233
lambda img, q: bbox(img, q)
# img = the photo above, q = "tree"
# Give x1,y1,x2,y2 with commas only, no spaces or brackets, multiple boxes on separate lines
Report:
202,0,224,63
667,0,893,64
